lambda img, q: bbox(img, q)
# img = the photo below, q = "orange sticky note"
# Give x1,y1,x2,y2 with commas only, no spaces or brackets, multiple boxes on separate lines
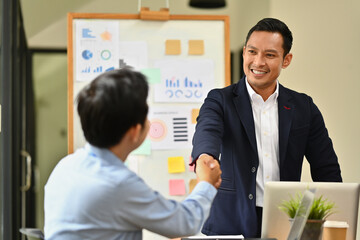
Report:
168,156,185,173
189,179,198,193
169,179,186,195
191,108,200,124
188,40,204,55
165,40,181,55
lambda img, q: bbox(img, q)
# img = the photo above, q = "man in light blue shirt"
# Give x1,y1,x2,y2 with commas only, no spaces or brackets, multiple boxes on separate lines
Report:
44,68,222,240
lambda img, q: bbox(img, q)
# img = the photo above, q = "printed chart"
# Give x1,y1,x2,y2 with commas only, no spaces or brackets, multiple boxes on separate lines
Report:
154,59,215,103
75,20,119,81
148,107,198,150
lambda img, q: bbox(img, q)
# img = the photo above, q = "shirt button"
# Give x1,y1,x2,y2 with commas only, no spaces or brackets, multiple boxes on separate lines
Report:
251,167,256,173
249,194,253,200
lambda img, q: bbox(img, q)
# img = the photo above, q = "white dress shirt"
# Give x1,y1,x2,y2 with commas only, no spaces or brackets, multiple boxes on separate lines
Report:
44,144,217,240
246,79,280,207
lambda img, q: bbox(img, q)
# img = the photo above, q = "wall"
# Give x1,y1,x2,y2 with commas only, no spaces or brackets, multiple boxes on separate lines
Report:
268,0,360,184
269,2,360,238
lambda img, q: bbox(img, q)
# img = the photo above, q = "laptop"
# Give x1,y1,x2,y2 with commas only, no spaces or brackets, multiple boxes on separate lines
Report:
181,189,314,240
262,182,360,240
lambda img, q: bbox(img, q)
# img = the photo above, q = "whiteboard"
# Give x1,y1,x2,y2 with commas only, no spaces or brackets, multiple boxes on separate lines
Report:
68,12,230,239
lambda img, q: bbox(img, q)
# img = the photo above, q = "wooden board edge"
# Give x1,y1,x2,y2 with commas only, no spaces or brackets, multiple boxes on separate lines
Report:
67,13,74,154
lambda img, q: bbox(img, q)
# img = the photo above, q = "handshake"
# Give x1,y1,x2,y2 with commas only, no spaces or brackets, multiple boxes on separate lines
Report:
195,154,222,189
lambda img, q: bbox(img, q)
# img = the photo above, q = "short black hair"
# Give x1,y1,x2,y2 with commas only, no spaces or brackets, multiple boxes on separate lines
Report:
77,68,149,148
245,18,293,57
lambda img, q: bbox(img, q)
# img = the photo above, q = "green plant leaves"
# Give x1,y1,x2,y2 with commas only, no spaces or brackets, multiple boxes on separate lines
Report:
278,192,336,220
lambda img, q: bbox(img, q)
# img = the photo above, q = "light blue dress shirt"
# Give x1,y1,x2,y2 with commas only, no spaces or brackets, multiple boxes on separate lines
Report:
44,144,217,240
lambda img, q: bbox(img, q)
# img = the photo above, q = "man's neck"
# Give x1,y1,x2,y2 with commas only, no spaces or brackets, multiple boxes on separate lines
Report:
108,141,130,162
245,78,278,102
256,86,276,101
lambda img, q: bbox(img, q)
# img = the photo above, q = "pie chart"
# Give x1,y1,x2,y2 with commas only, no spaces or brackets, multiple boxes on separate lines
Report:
149,119,167,141
82,50,93,60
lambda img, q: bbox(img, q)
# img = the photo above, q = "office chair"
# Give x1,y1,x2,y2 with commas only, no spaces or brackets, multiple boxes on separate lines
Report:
19,228,44,240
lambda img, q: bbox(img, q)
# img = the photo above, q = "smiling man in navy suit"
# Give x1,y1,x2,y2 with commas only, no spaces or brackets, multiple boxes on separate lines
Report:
191,18,342,238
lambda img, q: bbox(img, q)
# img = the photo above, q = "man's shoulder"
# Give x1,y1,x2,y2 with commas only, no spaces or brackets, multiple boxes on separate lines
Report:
210,82,237,92
208,82,240,98
279,84,312,100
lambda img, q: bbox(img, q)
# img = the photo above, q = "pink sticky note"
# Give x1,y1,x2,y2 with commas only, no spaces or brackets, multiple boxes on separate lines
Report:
189,156,195,172
169,179,186,196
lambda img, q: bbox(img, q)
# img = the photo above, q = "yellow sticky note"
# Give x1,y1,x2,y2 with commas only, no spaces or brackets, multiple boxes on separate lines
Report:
189,179,198,193
188,40,204,55
165,40,181,55
191,108,200,124
168,156,185,173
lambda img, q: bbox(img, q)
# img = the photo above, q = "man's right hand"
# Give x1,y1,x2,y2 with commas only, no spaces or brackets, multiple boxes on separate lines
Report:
196,154,222,189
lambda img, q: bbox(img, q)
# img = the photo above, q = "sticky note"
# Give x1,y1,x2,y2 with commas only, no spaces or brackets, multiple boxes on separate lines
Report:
131,139,151,155
169,179,186,196
140,68,161,84
191,108,200,124
189,179,198,193
165,40,181,55
188,40,204,55
189,156,195,172
168,156,185,173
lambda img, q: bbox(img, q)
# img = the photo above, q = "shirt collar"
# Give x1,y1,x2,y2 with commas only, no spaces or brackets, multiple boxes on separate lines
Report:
245,77,279,104
85,143,123,166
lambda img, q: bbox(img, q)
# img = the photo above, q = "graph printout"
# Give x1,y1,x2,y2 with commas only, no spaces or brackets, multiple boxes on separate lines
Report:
153,59,215,103
148,107,196,150
75,20,119,81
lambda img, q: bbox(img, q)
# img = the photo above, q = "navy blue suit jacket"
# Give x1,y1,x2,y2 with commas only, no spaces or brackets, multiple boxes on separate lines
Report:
191,77,342,237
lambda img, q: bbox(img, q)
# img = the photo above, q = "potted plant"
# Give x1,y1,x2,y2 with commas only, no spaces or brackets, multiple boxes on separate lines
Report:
279,191,336,240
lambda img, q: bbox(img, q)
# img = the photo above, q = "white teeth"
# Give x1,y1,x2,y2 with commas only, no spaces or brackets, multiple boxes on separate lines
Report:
252,70,266,74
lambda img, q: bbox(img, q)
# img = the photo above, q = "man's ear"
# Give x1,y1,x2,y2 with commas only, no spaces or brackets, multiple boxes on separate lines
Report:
282,53,293,69
128,124,142,143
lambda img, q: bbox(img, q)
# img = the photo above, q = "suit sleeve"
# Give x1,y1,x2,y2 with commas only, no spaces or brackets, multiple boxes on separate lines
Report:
305,98,342,182
191,89,225,162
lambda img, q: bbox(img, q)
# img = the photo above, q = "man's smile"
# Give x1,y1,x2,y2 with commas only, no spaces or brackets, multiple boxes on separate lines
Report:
251,69,268,75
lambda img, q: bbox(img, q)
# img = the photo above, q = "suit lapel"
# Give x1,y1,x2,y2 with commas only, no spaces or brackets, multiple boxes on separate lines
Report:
232,78,258,154
278,84,294,168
